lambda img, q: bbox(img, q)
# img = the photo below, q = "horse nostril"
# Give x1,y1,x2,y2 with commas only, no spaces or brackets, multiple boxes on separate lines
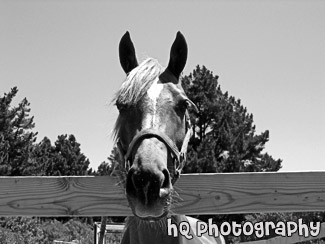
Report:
131,170,146,191
161,169,171,188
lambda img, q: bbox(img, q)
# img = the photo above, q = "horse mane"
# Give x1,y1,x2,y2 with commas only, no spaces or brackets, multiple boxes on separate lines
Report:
113,58,164,141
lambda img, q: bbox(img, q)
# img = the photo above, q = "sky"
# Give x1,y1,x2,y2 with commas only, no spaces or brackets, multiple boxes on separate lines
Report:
1,1,324,172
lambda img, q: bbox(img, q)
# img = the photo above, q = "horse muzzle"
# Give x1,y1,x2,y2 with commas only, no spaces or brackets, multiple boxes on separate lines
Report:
125,138,174,219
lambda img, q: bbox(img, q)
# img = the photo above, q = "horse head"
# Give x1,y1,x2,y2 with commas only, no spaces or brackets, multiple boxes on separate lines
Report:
114,31,195,221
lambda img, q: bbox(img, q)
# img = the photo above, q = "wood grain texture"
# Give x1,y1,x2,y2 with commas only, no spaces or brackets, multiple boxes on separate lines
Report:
174,172,325,215
0,176,130,216
1,172,325,216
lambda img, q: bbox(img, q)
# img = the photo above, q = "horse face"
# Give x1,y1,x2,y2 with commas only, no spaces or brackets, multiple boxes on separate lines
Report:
115,32,190,220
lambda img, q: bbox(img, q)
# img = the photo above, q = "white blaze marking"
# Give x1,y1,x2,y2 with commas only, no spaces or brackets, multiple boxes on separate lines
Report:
146,79,163,128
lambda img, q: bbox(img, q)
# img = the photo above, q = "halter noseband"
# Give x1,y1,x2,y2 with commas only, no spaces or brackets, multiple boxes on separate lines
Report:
117,117,192,184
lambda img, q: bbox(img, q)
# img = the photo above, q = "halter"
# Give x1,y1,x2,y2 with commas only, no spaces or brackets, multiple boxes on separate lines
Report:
117,114,192,184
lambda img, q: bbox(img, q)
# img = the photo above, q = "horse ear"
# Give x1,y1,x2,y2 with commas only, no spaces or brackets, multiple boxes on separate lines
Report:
167,31,188,80
119,31,138,74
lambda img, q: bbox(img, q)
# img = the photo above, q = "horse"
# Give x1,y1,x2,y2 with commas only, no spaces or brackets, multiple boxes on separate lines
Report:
113,31,225,244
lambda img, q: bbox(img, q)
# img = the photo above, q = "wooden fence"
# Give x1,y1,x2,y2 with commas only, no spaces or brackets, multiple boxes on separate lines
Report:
1,171,325,216
2,171,325,244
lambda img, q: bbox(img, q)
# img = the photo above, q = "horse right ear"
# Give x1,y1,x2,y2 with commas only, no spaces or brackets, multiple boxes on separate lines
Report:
166,31,188,80
119,31,138,74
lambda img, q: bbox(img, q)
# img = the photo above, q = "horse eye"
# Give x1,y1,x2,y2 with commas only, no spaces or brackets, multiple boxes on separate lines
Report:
116,103,128,112
176,99,190,111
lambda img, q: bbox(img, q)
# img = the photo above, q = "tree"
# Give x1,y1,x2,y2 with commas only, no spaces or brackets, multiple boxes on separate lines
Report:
0,88,92,177
181,65,282,174
96,146,121,176
0,87,38,176
32,135,91,176
52,134,91,176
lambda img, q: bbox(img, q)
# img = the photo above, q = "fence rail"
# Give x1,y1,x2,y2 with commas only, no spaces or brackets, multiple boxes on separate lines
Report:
1,171,325,216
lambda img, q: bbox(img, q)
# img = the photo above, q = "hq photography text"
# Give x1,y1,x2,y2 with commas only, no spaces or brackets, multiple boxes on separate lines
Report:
167,218,321,240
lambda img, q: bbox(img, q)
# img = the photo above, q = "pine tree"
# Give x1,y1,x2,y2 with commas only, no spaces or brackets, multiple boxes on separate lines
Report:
96,147,120,176
0,87,38,176
181,65,282,173
33,135,91,176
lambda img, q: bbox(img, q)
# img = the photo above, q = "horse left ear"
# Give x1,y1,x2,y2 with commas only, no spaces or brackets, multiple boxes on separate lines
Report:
166,31,188,80
119,31,138,74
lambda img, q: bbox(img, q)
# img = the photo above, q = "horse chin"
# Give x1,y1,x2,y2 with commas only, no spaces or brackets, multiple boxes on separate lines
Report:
127,197,171,221
135,212,168,222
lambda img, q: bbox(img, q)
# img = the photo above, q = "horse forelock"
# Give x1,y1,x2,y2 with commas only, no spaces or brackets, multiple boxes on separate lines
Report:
113,58,164,142
114,58,164,107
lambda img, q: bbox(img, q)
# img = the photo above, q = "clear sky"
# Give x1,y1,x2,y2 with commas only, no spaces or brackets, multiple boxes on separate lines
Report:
1,1,324,172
